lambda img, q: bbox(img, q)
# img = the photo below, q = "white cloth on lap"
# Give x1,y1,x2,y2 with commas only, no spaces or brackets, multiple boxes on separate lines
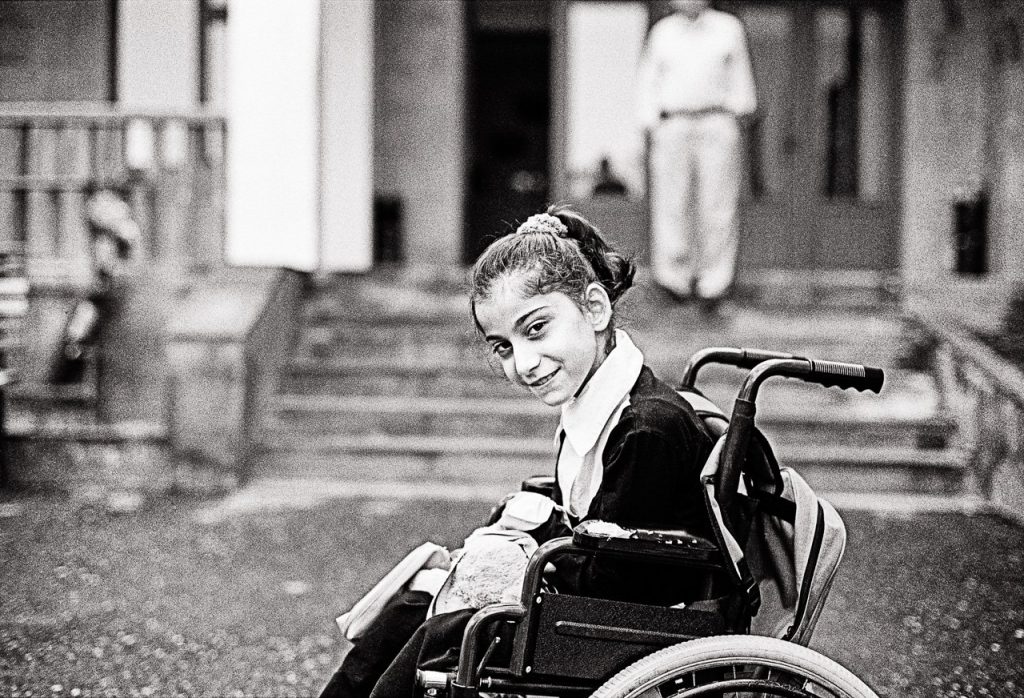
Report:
430,491,559,616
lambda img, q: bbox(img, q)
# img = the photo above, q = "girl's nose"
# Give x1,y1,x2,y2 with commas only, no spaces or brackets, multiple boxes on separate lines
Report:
514,344,541,378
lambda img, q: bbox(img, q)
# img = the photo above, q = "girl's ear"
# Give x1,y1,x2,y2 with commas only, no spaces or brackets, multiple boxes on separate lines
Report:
583,283,612,332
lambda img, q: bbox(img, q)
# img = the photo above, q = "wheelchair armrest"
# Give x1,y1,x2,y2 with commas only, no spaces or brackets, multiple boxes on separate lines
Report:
483,477,555,525
520,475,555,498
572,520,723,568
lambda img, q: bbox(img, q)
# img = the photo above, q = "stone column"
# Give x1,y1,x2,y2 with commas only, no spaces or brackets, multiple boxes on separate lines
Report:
224,0,321,270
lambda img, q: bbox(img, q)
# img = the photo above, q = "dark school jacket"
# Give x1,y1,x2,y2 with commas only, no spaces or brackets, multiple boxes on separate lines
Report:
551,365,716,606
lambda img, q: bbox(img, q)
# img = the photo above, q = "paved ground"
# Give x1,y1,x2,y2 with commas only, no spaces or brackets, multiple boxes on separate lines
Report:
1,486,1023,698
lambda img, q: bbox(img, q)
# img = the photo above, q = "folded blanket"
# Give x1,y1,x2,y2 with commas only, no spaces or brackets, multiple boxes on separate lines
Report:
431,491,560,615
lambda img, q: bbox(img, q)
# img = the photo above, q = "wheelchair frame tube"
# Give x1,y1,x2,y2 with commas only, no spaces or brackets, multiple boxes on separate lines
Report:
679,347,799,388
719,358,810,512
453,603,525,696
507,537,577,676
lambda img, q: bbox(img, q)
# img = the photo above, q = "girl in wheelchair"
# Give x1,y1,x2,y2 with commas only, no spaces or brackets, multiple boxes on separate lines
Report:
321,206,722,697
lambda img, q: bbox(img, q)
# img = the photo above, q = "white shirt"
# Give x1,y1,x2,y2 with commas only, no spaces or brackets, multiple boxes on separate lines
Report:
637,9,758,130
556,330,645,518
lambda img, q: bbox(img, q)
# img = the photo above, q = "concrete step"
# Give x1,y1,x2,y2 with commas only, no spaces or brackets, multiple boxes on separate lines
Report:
302,276,468,323
283,357,521,397
299,309,907,349
271,276,954,497
294,306,915,367
301,277,900,324
296,274,913,371
283,357,934,401
8,382,97,424
269,393,951,449
254,435,967,495
302,268,901,313
293,335,908,372
199,480,981,520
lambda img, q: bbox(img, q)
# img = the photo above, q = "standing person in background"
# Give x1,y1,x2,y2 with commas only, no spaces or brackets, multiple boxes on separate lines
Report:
638,0,756,313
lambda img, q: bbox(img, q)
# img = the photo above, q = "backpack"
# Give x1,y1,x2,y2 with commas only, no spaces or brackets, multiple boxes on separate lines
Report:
678,389,848,646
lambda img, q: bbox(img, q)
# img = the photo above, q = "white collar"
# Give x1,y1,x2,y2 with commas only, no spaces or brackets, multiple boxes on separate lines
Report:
559,330,644,456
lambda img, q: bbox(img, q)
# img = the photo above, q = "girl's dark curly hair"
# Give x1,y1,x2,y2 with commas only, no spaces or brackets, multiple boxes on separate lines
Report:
470,205,636,330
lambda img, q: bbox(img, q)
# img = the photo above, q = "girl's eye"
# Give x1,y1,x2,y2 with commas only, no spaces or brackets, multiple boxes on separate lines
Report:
491,342,512,359
526,320,547,337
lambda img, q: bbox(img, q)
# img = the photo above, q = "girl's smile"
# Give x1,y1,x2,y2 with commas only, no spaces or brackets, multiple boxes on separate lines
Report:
527,368,560,389
474,275,612,407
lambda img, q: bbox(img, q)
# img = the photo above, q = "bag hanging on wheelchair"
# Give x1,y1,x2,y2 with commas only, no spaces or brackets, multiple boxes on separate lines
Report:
698,431,847,646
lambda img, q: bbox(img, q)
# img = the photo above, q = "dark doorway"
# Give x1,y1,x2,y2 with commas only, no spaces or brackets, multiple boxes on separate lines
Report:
464,13,551,262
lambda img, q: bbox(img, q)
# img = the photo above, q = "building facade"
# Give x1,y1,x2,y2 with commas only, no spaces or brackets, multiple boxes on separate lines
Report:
1,0,1022,300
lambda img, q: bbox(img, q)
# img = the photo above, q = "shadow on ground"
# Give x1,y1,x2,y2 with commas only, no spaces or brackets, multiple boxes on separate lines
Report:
1,491,1022,697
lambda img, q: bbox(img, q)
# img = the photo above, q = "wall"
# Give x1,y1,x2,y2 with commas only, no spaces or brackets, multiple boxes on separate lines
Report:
902,0,1024,293
565,2,648,199
374,0,466,267
901,0,986,283
166,267,303,483
986,4,1024,278
320,0,374,272
117,0,199,109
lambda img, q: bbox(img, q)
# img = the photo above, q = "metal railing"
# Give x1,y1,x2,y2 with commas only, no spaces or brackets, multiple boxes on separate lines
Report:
0,250,27,486
910,308,1024,519
0,105,227,279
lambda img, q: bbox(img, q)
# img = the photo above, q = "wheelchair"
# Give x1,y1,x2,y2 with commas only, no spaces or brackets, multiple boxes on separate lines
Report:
415,348,884,698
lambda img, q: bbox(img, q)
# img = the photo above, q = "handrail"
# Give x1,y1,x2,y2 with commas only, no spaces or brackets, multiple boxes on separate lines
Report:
0,103,225,126
0,176,125,192
0,107,227,275
907,306,1024,410
906,303,1024,525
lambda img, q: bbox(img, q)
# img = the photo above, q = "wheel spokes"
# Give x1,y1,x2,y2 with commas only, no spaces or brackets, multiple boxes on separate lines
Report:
650,663,842,698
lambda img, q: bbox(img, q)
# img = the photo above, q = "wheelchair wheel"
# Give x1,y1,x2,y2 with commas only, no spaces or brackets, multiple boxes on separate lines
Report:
591,635,878,698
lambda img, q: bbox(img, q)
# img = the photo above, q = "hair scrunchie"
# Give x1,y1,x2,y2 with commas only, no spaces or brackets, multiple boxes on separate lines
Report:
516,213,569,238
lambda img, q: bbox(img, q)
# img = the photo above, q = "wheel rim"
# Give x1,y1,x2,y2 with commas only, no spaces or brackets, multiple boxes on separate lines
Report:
673,678,825,696
629,662,850,697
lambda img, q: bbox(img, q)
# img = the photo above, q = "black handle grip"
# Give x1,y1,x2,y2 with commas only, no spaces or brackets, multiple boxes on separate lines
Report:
807,360,885,393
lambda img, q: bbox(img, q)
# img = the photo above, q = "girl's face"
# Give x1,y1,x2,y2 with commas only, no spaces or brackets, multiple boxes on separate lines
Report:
474,273,612,407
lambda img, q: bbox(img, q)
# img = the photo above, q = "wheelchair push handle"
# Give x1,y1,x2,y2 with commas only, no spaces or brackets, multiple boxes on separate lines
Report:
736,358,885,401
717,358,885,511
679,347,802,388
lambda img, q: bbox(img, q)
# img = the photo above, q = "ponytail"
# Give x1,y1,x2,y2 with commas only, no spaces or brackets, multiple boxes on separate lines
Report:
547,206,636,304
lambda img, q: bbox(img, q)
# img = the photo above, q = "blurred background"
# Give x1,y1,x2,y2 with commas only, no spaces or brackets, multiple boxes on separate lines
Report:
1,0,1024,695
3,0,1023,510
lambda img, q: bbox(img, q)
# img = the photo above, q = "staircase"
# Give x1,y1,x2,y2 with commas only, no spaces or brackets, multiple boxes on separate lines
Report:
254,273,966,500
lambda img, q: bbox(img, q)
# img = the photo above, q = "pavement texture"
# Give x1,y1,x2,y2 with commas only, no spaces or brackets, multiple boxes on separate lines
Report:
1,487,1023,698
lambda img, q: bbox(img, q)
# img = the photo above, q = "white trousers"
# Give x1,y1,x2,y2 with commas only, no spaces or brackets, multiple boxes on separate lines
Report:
650,114,742,299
